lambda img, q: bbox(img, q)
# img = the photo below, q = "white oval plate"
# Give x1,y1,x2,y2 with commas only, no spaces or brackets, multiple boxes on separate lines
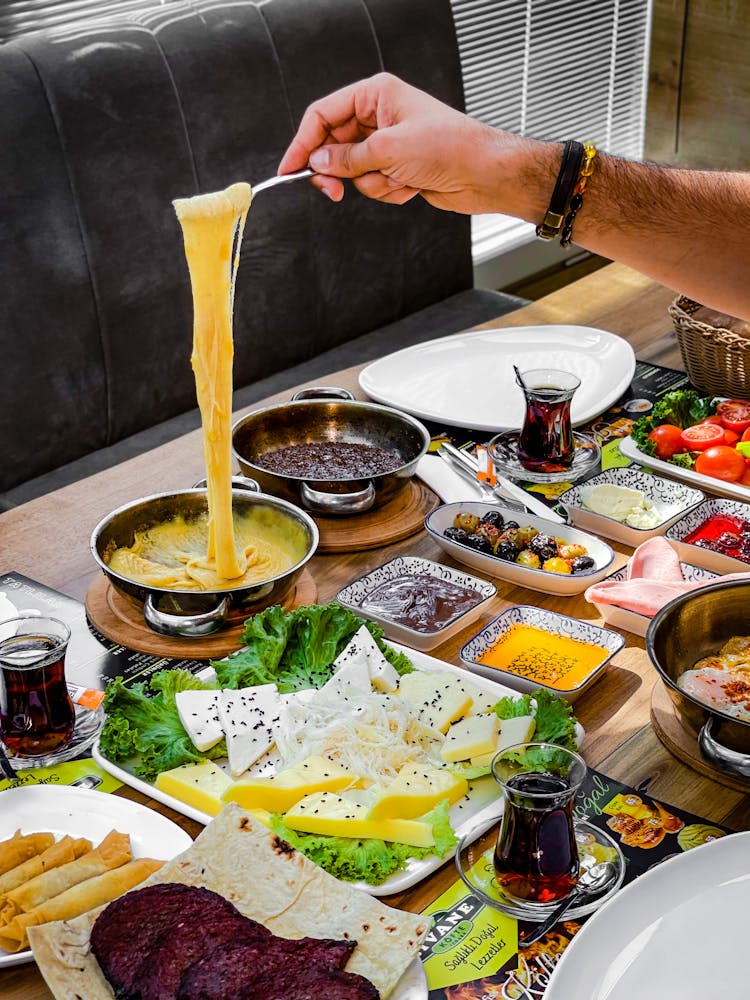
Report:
359,325,636,431
0,784,193,968
544,830,750,1000
425,501,615,596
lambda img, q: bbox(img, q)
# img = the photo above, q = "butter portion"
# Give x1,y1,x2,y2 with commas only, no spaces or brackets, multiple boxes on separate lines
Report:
581,483,661,528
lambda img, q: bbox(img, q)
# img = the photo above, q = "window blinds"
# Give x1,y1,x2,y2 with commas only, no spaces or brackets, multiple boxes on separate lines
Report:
452,0,653,262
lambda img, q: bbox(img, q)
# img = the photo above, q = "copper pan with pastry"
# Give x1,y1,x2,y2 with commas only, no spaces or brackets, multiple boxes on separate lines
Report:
90,486,318,638
90,183,319,639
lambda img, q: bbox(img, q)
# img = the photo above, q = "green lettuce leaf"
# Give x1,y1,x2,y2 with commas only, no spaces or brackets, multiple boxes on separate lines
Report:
494,693,533,720
99,671,224,780
530,688,578,751
212,602,413,692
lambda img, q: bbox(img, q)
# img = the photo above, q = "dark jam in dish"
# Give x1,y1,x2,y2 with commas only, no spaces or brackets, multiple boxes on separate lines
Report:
255,442,402,480
684,513,750,564
360,574,483,633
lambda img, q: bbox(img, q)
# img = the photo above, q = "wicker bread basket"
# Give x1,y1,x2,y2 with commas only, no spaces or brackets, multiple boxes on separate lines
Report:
669,295,750,397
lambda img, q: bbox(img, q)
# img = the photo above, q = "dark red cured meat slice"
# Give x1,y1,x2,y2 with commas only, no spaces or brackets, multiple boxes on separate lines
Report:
91,884,252,999
176,941,378,1000
131,912,272,1000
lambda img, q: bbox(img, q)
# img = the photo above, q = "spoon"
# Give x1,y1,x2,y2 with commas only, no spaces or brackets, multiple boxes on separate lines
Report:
251,168,315,196
518,861,616,948
513,364,529,392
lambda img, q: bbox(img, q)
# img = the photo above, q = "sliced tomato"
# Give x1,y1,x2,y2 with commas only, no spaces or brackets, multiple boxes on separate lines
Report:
648,424,685,460
695,445,747,482
679,422,725,451
716,398,750,414
740,467,750,487
702,414,724,425
720,405,750,433
722,428,740,446
742,427,750,443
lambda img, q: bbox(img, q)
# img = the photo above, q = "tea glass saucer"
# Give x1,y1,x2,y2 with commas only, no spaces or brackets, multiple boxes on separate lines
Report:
1,703,105,770
455,819,625,922
488,431,601,484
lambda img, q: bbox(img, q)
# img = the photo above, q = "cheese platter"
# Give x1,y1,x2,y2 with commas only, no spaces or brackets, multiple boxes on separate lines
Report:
92,605,584,896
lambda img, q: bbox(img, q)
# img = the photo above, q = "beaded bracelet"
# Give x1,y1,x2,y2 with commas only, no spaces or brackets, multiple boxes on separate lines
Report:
560,142,598,248
535,140,584,241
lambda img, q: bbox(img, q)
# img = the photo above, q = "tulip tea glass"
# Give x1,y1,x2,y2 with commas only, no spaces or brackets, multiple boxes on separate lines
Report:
516,368,580,473
492,742,587,904
0,614,74,756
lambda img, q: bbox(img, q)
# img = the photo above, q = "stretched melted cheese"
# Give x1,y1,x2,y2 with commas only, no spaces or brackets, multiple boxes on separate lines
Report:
173,183,252,581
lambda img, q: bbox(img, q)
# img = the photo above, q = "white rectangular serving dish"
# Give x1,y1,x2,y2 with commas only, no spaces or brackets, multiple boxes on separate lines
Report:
425,501,615,596
92,645,546,896
665,497,750,573
459,605,624,701
336,555,496,652
559,467,704,546
619,434,750,502
588,562,720,637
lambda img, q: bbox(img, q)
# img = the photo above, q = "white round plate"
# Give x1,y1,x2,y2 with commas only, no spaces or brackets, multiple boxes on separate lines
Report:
0,785,193,968
359,325,636,431
394,957,427,1000
544,831,750,1000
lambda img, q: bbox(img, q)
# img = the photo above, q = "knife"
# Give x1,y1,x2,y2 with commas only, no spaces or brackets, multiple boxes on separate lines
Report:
440,442,566,525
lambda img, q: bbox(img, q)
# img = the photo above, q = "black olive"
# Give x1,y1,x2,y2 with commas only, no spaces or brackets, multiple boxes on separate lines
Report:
480,510,505,528
504,520,520,530
464,533,493,554
570,555,596,573
443,526,469,543
528,532,558,561
494,539,519,561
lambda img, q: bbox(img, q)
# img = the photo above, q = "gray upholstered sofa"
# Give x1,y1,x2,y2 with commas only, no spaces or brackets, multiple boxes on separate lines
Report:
0,0,526,510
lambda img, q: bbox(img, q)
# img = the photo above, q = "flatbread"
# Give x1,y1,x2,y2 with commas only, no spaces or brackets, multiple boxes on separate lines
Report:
29,804,430,1000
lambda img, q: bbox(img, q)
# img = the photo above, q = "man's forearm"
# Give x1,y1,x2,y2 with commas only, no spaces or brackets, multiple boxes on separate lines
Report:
492,134,750,319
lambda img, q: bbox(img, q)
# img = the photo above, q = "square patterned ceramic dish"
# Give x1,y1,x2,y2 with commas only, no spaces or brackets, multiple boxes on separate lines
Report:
588,562,719,637
664,497,750,573
459,605,625,701
558,467,704,546
336,555,496,651
425,501,615,597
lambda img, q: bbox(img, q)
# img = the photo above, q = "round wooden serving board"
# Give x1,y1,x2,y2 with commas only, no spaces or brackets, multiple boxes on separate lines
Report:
650,680,750,793
314,479,439,553
85,569,317,660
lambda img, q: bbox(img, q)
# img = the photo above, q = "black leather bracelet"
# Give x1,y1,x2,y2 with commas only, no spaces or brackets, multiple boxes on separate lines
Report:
535,140,584,240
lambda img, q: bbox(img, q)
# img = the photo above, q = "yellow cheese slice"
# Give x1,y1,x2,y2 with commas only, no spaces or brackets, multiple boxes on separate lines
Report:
367,763,468,821
397,671,473,733
155,759,233,817
440,713,500,763
173,182,252,581
222,755,360,813
284,792,435,848
497,714,536,752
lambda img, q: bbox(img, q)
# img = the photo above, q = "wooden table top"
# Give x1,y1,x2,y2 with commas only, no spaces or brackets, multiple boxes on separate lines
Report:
3,261,749,998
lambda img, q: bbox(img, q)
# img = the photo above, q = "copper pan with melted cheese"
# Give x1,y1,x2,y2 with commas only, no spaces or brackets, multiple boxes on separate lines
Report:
90,488,318,636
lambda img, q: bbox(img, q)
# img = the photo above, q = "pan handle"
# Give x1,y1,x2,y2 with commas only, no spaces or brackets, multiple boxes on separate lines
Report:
699,715,750,778
291,386,355,401
144,594,231,637
299,480,376,514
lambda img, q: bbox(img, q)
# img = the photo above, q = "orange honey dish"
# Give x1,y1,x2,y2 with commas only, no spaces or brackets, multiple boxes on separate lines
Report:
477,623,608,691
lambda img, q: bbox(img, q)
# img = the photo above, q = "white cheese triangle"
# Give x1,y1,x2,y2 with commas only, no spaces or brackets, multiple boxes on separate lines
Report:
218,684,281,777
353,625,400,692
175,689,223,752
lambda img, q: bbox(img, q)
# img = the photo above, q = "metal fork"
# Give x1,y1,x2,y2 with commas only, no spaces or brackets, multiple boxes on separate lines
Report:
437,447,527,513
252,168,315,196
